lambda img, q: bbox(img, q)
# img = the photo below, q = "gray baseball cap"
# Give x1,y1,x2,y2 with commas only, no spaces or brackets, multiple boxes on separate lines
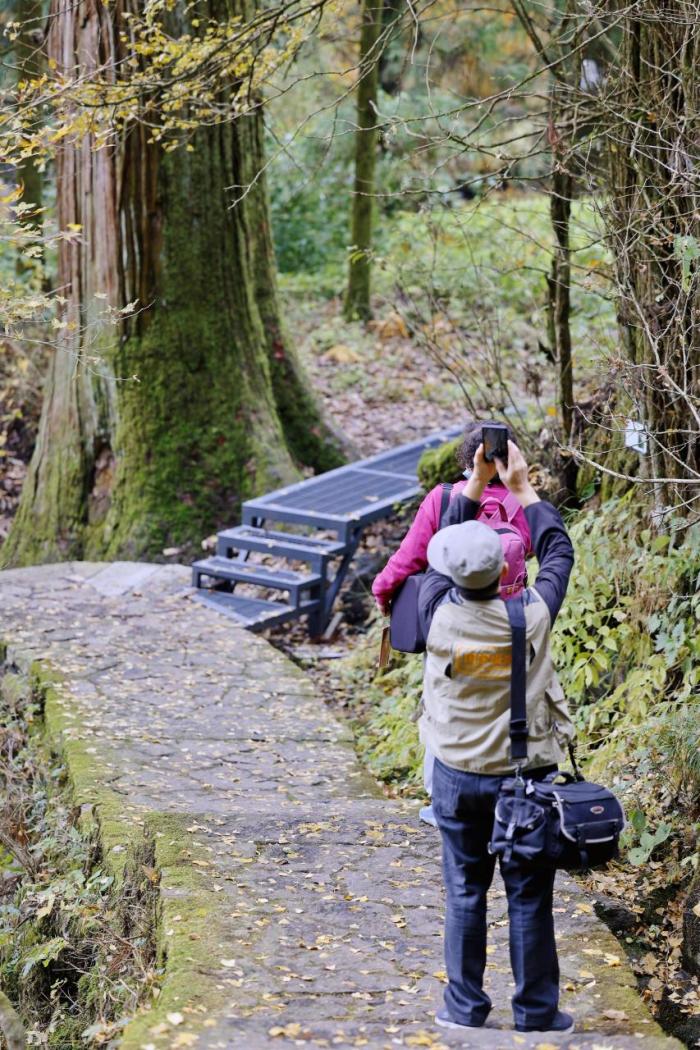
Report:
427,520,504,590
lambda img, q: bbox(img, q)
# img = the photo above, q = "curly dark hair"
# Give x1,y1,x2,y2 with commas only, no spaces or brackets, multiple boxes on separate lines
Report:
456,420,516,471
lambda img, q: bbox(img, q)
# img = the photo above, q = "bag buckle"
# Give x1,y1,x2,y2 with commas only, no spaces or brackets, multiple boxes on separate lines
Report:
510,718,529,764
510,718,528,741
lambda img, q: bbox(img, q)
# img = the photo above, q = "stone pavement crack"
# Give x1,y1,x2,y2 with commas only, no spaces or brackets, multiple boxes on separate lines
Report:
0,562,682,1050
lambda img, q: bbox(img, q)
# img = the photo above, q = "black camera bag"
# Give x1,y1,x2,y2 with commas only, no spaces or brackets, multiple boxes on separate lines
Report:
488,595,625,870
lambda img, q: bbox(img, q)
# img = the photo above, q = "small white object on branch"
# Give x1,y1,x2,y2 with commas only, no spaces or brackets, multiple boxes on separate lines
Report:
624,420,648,455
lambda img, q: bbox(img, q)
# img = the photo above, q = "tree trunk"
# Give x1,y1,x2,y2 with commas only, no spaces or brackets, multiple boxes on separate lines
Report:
378,0,404,96
604,3,700,513
549,160,578,503
344,0,384,322
2,0,341,567
13,0,44,273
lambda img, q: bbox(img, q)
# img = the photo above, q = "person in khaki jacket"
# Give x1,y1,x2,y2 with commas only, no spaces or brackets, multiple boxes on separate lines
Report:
418,440,575,1036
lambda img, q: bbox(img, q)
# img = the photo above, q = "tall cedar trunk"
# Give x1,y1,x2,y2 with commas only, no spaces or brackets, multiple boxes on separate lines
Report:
606,4,700,513
344,0,384,322
2,0,341,566
14,0,44,272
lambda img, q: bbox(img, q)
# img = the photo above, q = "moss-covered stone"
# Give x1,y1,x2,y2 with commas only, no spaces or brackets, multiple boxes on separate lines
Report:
417,437,463,491
119,814,234,1049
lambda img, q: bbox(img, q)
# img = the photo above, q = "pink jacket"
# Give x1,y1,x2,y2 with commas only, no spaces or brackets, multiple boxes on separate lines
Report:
371,480,533,609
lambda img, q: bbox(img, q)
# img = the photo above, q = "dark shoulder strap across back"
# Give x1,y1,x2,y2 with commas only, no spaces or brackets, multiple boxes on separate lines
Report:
438,483,452,527
505,594,529,764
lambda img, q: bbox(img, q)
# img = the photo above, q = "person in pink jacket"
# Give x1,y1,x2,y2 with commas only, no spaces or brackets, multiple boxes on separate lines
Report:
372,422,533,615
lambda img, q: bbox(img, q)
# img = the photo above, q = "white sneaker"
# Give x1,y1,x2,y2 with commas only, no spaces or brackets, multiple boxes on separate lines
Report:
436,1008,484,1030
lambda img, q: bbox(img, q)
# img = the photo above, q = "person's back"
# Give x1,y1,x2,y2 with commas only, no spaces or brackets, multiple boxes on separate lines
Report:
422,589,571,775
417,441,576,1037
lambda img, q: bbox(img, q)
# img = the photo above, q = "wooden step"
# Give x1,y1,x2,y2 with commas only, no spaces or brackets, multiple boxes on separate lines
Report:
192,556,322,605
216,525,347,566
193,590,319,631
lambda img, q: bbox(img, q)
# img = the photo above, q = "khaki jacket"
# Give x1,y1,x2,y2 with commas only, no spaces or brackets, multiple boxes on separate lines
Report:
419,588,573,775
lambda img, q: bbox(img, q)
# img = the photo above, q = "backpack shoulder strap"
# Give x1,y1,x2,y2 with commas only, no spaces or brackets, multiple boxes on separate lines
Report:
438,483,452,528
500,491,522,523
505,595,529,766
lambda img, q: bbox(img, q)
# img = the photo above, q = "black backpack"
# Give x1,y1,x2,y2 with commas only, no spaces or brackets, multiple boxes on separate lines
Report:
489,594,626,870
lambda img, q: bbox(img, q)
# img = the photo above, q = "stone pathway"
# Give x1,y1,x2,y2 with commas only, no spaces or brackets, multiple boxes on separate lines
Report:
0,563,680,1050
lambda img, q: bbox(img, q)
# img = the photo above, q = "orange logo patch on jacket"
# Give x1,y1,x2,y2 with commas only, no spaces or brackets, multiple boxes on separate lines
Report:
451,646,512,680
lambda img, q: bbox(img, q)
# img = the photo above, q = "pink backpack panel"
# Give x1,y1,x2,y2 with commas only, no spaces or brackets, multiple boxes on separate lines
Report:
476,492,528,599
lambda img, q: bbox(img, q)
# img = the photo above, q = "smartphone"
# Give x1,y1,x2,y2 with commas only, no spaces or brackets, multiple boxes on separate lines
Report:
482,424,509,464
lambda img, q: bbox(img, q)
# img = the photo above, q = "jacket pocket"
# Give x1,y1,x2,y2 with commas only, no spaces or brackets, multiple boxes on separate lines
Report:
545,686,574,744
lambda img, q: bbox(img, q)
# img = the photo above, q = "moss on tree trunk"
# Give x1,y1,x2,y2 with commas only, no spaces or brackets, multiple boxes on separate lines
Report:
2,0,342,567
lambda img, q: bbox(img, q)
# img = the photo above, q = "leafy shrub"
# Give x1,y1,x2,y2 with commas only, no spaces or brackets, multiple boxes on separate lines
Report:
0,668,158,1043
657,706,700,814
269,154,353,275
552,492,700,758
338,618,424,792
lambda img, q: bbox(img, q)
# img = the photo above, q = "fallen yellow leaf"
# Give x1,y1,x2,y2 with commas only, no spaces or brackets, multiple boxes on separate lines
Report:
321,344,362,365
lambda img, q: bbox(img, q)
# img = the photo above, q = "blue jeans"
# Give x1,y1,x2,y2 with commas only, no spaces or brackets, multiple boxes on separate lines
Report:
432,757,560,1028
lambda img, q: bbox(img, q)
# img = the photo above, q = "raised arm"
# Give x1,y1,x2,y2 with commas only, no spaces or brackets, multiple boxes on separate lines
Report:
524,503,574,623
494,441,574,623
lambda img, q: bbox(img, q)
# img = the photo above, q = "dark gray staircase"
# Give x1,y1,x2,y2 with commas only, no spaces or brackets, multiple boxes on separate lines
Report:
192,425,462,634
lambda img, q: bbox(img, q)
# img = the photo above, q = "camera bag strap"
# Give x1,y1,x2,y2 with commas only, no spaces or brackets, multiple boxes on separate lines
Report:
505,593,528,764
